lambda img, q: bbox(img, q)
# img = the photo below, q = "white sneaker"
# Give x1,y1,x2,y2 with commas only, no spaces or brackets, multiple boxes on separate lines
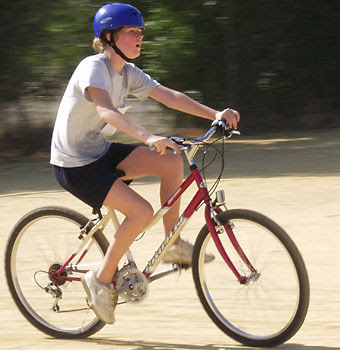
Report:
163,239,215,266
82,270,117,324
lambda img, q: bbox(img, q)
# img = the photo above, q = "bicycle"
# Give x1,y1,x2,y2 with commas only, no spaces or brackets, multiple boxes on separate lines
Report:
4,120,309,347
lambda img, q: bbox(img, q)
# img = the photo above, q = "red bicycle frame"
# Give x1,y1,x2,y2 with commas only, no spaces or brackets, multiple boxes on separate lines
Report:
51,128,256,286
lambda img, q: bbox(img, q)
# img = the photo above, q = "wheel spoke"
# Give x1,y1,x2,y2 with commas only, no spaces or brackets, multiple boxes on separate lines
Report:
5,207,109,338
192,209,309,347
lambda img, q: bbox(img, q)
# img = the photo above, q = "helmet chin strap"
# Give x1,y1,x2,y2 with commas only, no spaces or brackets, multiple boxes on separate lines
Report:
102,31,132,62
110,41,132,62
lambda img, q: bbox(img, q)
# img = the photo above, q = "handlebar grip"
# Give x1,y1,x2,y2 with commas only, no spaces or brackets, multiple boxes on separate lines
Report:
211,119,227,129
170,136,185,145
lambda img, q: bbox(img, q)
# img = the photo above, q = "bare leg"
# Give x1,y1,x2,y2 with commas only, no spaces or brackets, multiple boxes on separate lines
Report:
118,146,184,236
97,179,154,284
96,147,183,284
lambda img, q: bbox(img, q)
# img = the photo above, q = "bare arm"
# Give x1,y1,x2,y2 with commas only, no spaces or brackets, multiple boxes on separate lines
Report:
87,86,180,154
88,86,151,143
150,85,240,129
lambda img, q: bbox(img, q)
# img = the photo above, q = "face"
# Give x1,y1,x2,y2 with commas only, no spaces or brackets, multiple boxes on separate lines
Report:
115,26,144,59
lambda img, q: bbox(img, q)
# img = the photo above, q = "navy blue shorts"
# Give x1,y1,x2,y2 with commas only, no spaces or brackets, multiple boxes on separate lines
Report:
53,143,138,212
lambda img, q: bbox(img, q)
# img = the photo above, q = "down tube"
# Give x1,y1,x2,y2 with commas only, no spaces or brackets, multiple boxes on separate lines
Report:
143,170,209,277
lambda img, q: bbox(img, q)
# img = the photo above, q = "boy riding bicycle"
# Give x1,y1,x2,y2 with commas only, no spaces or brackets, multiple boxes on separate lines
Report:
50,3,240,324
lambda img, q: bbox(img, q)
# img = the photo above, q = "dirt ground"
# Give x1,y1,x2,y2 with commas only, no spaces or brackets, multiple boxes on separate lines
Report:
1,128,340,350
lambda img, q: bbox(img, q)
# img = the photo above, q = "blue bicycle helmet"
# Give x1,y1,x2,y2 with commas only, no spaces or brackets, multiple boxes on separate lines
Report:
93,3,144,39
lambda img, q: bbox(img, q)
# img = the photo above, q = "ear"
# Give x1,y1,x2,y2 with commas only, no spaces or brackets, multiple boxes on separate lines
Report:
105,32,112,42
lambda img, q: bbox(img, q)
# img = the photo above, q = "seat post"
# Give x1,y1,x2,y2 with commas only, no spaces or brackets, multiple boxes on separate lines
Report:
107,207,120,230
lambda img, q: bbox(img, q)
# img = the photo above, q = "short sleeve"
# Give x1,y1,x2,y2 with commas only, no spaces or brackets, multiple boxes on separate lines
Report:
126,64,159,101
77,58,111,98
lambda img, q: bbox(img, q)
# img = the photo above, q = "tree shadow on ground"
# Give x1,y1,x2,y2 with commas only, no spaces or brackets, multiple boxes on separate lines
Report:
70,337,339,350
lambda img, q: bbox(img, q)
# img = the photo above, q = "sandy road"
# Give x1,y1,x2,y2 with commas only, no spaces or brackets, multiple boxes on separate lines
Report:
1,129,340,349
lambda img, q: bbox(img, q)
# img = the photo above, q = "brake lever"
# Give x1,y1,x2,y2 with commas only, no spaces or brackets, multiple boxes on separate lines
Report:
211,120,240,138
223,129,241,139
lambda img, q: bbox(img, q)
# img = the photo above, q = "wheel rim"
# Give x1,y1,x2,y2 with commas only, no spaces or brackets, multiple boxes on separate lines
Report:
197,217,301,340
9,214,105,335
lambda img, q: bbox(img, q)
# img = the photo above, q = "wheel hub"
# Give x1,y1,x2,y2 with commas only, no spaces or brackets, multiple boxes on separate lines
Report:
48,263,67,286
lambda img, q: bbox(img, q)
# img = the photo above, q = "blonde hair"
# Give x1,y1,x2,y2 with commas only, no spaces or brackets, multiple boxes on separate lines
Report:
92,28,123,53
92,37,107,53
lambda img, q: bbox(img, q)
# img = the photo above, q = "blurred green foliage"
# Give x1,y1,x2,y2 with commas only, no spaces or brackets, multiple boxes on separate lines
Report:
1,0,339,137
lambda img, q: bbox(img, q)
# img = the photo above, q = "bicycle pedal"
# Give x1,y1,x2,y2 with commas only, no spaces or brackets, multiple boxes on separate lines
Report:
175,263,190,270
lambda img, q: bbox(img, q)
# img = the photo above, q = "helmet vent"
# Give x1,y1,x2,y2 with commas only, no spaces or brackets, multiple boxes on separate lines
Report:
100,17,112,24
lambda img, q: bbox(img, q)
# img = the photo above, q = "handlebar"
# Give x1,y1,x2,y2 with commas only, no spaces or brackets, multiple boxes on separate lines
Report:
170,120,240,148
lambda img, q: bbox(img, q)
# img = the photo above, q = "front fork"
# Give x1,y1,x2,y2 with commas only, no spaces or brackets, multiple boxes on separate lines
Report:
207,190,259,285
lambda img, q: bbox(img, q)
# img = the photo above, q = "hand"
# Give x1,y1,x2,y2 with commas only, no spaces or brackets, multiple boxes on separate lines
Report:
215,108,240,129
146,135,181,155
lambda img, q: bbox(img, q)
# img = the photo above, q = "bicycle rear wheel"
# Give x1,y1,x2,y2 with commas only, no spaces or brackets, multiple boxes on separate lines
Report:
5,206,109,338
192,209,309,347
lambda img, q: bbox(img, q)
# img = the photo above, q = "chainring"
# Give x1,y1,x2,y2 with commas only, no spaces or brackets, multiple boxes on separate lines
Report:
115,265,149,303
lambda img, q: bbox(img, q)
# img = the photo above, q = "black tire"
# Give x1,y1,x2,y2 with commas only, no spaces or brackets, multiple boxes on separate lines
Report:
192,209,309,347
5,206,109,338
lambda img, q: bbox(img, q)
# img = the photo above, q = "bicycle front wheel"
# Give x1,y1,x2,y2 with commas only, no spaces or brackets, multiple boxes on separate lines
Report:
5,206,109,338
192,209,309,347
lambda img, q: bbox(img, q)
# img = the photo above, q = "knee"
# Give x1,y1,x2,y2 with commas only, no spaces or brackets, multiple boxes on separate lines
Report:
167,153,184,179
174,153,184,172
142,201,154,222
134,200,154,228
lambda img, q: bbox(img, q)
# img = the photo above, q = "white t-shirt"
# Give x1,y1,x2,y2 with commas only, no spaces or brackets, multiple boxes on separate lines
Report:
50,53,159,167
